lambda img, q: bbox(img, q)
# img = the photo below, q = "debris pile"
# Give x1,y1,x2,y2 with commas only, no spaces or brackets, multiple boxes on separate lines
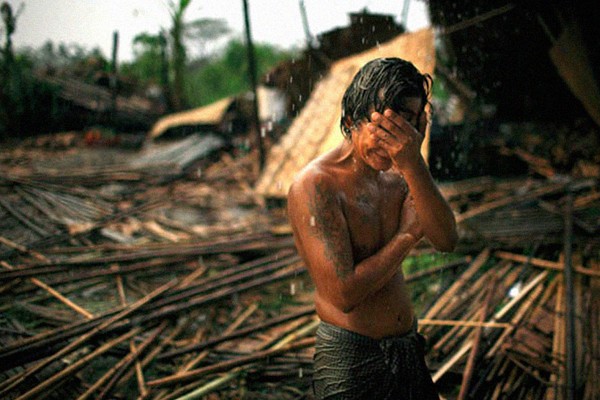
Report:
0,135,598,399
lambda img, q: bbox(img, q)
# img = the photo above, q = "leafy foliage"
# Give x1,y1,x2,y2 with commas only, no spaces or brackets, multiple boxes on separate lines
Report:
120,32,166,86
185,38,296,107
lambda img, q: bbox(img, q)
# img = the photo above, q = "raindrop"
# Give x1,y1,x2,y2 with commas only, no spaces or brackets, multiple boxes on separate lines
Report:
509,282,522,298
261,127,266,138
196,168,202,178
298,94,302,102
277,181,283,190
290,76,294,83
298,368,304,378
267,120,273,131
290,282,296,295
310,216,316,226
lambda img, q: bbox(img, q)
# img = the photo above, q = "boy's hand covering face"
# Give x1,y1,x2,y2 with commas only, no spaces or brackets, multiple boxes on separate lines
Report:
367,108,427,171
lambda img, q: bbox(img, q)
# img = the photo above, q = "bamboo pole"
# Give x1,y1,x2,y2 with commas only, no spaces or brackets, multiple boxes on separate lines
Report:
0,278,178,397
147,337,316,388
158,317,319,400
495,250,600,278
116,274,148,399
76,322,167,400
423,248,490,322
455,182,566,223
95,322,168,400
0,260,94,319
432,269,549,383
547,277,566,400
15,327,142,400
157,305,315,360
458,274,498,400
485,282,547,358
117,317,191,393
419,319,511,329
151,303,260,400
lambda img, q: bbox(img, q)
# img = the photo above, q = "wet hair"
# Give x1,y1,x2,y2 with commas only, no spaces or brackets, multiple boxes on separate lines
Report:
340,57,432,138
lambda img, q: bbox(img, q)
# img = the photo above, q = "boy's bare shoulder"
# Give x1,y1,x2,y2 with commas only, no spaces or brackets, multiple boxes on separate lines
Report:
288,157,338,201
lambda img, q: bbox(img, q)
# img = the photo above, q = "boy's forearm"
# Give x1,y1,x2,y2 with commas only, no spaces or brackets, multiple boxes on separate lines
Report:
350,232,417,300
402,157,458,251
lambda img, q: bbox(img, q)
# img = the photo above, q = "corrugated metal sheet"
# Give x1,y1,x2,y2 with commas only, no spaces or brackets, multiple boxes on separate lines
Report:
255,28,436,198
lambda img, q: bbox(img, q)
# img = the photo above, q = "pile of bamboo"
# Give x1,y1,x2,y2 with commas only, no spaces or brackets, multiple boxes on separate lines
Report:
418,248,599,399
0,233,314,399
0,138,598,399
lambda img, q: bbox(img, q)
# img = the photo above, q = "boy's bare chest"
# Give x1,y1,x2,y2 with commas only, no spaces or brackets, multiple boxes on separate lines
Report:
341,185,406,260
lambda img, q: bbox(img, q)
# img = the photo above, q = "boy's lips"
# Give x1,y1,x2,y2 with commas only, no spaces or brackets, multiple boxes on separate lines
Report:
372,148,389,159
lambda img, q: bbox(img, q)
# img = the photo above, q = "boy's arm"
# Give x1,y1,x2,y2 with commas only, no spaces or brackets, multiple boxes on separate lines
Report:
369,109,458,252
287,171,418,313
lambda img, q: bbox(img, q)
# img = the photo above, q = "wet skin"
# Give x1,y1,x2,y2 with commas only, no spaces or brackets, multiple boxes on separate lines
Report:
287,97,457,339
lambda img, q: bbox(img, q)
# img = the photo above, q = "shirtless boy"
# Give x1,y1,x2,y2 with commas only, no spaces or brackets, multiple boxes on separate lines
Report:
287,58,457,399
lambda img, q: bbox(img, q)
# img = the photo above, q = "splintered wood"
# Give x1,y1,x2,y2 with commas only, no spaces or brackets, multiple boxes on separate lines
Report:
0,140,599,399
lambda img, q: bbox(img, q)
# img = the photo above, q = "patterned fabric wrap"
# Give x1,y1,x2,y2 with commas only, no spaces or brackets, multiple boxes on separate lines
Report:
313,320,440,400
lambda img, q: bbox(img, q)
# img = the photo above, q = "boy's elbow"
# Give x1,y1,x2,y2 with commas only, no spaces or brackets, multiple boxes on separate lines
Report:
435,230,458,252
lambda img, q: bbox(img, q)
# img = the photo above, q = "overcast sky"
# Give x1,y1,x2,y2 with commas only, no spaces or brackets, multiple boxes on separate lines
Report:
6,0,430,61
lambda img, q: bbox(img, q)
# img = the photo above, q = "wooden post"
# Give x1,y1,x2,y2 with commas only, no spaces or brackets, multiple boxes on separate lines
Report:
242,0,265,171
110,31,119,125
563,187,577,400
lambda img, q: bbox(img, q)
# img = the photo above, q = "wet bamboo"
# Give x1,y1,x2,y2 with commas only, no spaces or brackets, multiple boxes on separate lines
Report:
0,255,189,282
0,278,178,396
0,236,294,281
458,274,498,400
418,319,510,329
0,193,173,259
495,250,600,278
455,182,566,223
183,302,258,370
157,305,315,361
0,263,304,368
116,274,148,399
167,316,315,400
547,278,566,400
0,260,94,319
118,318,191,395
429,263,507,353
423,248,490,322
15,327,142,400
94,322,168,400
485,282,547,358
167,321,317,400
0,196,52,236
130,263,305,329
432,269,549,383
149,253,300,309
152,323,317,392
151,303,260,400
147,336,316,386
0,235,50,261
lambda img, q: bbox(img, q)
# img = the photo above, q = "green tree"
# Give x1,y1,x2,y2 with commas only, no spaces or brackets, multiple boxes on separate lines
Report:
120,8,231,111
185,38,295,107
121,32,166,84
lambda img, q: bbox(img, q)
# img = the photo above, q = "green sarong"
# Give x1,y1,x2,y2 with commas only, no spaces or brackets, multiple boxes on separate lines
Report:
312,320,440,400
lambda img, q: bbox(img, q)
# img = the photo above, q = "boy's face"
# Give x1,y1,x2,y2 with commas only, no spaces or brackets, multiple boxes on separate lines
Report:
349,96,424,172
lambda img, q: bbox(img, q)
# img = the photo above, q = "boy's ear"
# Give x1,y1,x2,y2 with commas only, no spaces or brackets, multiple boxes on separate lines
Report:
342,115,354,130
